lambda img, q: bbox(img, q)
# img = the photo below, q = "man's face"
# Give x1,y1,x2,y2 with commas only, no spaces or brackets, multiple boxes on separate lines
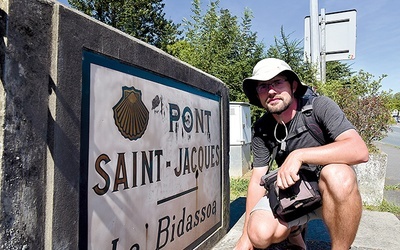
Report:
256,75,296,114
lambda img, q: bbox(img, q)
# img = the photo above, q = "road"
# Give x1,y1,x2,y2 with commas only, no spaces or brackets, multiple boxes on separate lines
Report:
378,124,400,185
381,124,400,147
376,124,400,206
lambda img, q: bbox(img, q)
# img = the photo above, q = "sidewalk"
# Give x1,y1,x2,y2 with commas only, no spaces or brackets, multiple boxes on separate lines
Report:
213,202,400,250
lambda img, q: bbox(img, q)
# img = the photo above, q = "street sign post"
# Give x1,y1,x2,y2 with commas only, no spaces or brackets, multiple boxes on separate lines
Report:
304,9,357,82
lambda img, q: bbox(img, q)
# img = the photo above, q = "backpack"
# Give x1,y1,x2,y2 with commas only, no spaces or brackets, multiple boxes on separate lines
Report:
253,94,330,168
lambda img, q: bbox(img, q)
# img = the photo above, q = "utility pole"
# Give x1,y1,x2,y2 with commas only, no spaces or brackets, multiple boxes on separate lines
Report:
310,0,321,81
320,8,326,83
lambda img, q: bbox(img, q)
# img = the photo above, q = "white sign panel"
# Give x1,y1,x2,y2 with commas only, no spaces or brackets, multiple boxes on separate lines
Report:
304,9,357,61
81,51,222,249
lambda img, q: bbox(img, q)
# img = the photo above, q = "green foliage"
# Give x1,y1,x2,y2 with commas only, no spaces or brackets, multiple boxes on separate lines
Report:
389,92,400,117
230,178,249,201
317,70,393,151
385,184,400,191
267,27,317,88
326,61,354,81
68,0,180,50
364,199,400,218
166,0,265,102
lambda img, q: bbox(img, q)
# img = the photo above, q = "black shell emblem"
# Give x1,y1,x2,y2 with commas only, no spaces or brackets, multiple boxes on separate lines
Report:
113,86,149,140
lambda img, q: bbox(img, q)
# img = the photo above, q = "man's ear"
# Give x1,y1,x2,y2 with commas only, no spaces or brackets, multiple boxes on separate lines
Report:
292,80,298,94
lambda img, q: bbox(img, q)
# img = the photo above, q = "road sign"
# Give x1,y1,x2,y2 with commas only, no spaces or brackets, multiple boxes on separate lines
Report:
305,9,357,62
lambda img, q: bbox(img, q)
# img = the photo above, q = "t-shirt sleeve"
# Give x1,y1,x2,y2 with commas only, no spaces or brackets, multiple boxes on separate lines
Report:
313,96,355,140
251,134,270,168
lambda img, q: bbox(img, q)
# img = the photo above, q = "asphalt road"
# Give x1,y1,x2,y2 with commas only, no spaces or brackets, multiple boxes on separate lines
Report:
378,124,400,185
381,125,400,147
376,124,400,206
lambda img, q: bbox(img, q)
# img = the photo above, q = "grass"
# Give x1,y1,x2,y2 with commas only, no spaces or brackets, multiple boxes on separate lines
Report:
385,183,400,191
364,199,400,218
230,178,250,201
230,177,400,218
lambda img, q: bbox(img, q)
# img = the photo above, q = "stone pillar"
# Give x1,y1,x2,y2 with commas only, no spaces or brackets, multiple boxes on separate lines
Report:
0,0,53,249
354,153,388,206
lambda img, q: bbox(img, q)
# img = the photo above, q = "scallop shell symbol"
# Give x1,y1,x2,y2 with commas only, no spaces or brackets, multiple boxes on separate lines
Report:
113,86,149,140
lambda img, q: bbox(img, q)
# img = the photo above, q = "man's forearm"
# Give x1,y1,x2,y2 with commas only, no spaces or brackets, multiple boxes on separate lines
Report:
293,130,369,166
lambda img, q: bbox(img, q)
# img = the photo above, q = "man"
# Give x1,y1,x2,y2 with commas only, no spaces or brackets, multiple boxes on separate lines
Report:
234,58,369,250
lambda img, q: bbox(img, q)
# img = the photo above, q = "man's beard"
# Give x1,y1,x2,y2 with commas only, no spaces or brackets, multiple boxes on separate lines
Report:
266,98,292,114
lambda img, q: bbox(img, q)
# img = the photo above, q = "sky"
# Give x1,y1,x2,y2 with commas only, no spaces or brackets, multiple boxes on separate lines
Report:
58,0,400,93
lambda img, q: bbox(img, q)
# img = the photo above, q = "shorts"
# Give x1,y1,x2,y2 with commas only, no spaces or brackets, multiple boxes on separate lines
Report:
251,195,322,228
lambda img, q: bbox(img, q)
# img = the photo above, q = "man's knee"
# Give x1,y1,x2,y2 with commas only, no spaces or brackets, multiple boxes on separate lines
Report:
319,164,359,200
248,211,272,246
247,211,288,247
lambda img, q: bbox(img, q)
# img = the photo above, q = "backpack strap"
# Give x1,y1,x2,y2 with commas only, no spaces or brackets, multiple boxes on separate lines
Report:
268,143,279,172
300,97,326,145
253,113,280,172
253,113,276,146
254,95,327,173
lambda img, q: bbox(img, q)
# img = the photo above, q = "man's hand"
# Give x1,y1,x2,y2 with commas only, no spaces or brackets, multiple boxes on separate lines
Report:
276,150,303,189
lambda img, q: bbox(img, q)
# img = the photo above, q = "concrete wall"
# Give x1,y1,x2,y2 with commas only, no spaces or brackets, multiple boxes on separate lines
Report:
0,1,230,249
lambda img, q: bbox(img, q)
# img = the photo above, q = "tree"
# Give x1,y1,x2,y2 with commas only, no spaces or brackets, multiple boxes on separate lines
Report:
68,0,180,50
326,61,354,81
166,0,265,104
382,91,400,118
390,92,400,117
267,27,316,88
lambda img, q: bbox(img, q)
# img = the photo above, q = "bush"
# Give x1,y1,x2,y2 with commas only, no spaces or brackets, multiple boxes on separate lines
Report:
340,94,392,151
317,70,393,152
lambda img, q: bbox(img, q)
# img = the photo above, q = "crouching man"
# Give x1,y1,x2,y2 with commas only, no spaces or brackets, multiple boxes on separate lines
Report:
234,58,369,250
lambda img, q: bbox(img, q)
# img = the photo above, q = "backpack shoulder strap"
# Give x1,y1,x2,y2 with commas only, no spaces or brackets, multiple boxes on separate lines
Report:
253,113,278,149
253,113,280,168
300,96,327,145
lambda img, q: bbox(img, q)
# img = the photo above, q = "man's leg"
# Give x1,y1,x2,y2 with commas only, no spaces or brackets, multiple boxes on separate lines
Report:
247,209,290,248
319,164,362,250
247,196,292,248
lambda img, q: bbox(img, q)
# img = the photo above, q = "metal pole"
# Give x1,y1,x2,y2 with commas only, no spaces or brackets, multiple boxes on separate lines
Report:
310,0,321,81
320,8,326,84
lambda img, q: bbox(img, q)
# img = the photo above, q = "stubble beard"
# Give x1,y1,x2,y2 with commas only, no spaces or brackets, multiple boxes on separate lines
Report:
265,97,292,115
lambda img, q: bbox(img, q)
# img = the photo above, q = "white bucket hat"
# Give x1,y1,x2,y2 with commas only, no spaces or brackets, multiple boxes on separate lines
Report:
242,58,308,108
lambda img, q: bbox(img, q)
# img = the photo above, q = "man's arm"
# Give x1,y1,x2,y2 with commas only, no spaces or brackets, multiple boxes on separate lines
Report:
277,128,369,189
234,166,268,250
295,129,369,166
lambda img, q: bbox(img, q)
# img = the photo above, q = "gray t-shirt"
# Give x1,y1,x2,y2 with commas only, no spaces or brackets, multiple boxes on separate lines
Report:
251,96,355,168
